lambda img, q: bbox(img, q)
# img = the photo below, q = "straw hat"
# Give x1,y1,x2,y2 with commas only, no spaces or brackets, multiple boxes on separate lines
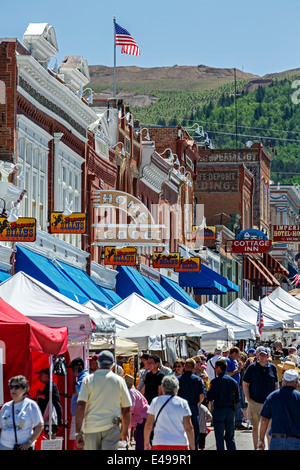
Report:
277,361,300,373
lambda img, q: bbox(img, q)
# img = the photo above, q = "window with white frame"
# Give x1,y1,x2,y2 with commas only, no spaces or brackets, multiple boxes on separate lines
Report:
17,116,51,231
54,141,84,248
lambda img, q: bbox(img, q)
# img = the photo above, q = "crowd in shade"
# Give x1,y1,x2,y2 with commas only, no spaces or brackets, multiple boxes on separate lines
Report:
1,339,300,451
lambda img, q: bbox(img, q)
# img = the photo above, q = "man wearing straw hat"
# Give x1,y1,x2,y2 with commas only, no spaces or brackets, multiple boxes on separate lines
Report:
258,368,300,450
277,361,300,388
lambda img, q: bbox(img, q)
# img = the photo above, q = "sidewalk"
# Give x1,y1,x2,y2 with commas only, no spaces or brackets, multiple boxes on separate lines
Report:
205,427,254,450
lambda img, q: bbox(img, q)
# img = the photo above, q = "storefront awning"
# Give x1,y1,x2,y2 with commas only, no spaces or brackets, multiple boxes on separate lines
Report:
0,270,11,283
15,245,89,304
178,264,238,295
263,253,289,276
54,260,119,309
243,256,280,286
116,265,161,304
160,275,199,308
142,276,172,302
15,246,120,308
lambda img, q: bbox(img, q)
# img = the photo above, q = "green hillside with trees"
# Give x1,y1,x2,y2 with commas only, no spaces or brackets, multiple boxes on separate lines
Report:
132,77,300,185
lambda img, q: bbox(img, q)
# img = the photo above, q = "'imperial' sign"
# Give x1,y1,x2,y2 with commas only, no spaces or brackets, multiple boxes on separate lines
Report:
232,239,272,253
272,225,300,243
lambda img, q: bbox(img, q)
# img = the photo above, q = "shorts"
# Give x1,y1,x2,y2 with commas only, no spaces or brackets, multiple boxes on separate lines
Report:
247,399,264,426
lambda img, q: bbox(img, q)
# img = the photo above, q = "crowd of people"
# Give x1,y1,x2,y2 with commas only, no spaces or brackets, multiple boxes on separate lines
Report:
1,339,300,451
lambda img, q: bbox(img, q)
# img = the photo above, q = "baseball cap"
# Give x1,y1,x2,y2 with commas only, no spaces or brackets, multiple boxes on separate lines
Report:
257,346,268,355
68,357,84,368
248,348,256,354
88,354,99,361
98,350,114,366
283,369,299,382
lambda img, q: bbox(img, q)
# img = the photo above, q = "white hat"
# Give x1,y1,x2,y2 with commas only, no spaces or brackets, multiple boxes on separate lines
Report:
283,369,299,382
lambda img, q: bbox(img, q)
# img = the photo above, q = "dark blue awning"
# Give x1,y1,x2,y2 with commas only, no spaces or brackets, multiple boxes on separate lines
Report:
142,275,172,302
116,265,161,304
288,263,298,279
15,245,89,304
160,275,199,308
178,264,238,295
54,260,119,309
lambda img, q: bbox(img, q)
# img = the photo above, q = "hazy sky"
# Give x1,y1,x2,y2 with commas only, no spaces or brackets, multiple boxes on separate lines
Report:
1,0,300,76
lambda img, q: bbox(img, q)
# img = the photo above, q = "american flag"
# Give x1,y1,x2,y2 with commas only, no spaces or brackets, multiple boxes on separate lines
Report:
257,298,264,335
292,273,300,287
115,23,141,56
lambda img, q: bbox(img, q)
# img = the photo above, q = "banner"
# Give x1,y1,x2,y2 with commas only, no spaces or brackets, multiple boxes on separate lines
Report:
0,217,36,241
174,257,201,272
49,212,87,234
152,252,180,269
104,247,136,266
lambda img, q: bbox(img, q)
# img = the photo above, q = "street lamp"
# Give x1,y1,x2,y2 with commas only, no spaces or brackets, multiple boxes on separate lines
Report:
118,109,134,127
135,127,150,140
159,148,175,165
185,123,205,137
110,142,126,157
78,86,94,104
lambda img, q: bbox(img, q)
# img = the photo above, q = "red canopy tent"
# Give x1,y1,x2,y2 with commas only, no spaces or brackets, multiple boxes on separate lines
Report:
0,296,68,409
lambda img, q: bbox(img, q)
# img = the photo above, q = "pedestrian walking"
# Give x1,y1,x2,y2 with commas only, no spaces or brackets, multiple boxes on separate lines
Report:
258,369,300,450
172,358,185,377
206,348,222,383
206,358,239,450
144,375,195,450
75,350,132,450
137,353,150,392
68,357,90,449
140,354,164,405
124,374,149,450
197,403,212,450
177,358,206,448
242,346,279,450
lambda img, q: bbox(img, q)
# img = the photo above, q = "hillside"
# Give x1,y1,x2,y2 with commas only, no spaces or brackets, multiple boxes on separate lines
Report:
89,64,300,185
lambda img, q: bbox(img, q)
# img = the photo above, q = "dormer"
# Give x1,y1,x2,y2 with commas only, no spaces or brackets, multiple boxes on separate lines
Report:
58,56,90,93
22,23,58,66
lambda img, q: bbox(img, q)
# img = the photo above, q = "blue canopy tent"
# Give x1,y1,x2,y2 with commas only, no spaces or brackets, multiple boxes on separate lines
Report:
160,275,199,308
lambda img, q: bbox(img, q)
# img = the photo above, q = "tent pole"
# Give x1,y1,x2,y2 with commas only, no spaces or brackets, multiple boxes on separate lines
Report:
49,355,53,440
64,373,67,450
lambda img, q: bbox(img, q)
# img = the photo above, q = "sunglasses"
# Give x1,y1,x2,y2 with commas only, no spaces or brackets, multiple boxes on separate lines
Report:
9,385,22,390
174,365,183,368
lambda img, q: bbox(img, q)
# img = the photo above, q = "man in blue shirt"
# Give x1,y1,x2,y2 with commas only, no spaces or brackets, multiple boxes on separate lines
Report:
68,357,90,449
207,358,239,450
225,346,245,430
178,358,206,449
243,346,278,449
258,369,300,450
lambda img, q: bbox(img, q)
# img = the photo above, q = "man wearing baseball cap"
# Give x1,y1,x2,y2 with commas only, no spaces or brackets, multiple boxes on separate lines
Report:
75,350,132,450
243,346,279,449
258,369,300,450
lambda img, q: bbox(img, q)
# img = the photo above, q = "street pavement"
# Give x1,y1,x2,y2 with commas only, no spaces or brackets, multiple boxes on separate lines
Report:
205,426,254,450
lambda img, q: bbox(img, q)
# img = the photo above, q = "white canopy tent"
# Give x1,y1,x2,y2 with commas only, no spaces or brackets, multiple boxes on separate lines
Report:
84,299,134,331
250,296,297,328
0,271,115,341
268,287,300,312
111,293,235,341
226,297,285,330
197,301,256,340
117,313,216,350
159,297,235,341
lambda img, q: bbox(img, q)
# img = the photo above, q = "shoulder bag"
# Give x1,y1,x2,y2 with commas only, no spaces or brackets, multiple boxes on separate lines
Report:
12,401,33,451
150,395,174,442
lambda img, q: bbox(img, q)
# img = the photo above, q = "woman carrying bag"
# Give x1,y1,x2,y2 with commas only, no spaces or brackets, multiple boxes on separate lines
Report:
144,375,195,450
0,376,44,450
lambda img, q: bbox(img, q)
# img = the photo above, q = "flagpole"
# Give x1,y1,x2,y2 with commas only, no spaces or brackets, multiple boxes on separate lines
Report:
113,16,117,98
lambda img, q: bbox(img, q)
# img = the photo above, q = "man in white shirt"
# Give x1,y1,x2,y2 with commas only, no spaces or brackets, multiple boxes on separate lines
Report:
206,348,222,383
75,350,132,450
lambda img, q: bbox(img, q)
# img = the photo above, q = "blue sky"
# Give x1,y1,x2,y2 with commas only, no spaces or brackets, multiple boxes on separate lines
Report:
1,0,300,76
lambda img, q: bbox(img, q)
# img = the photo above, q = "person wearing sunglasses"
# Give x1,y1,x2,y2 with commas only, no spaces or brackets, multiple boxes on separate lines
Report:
173,359,185,377
0,375,44,450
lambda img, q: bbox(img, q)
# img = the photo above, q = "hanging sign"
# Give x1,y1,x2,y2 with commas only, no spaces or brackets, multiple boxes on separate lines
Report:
192,225,216,240
174,257,201,272
49,212,87,234
152,252,180,269
104,247,136,266
272,225,300,243
232,239,272,253
0,217,36,242
235,228,268,240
